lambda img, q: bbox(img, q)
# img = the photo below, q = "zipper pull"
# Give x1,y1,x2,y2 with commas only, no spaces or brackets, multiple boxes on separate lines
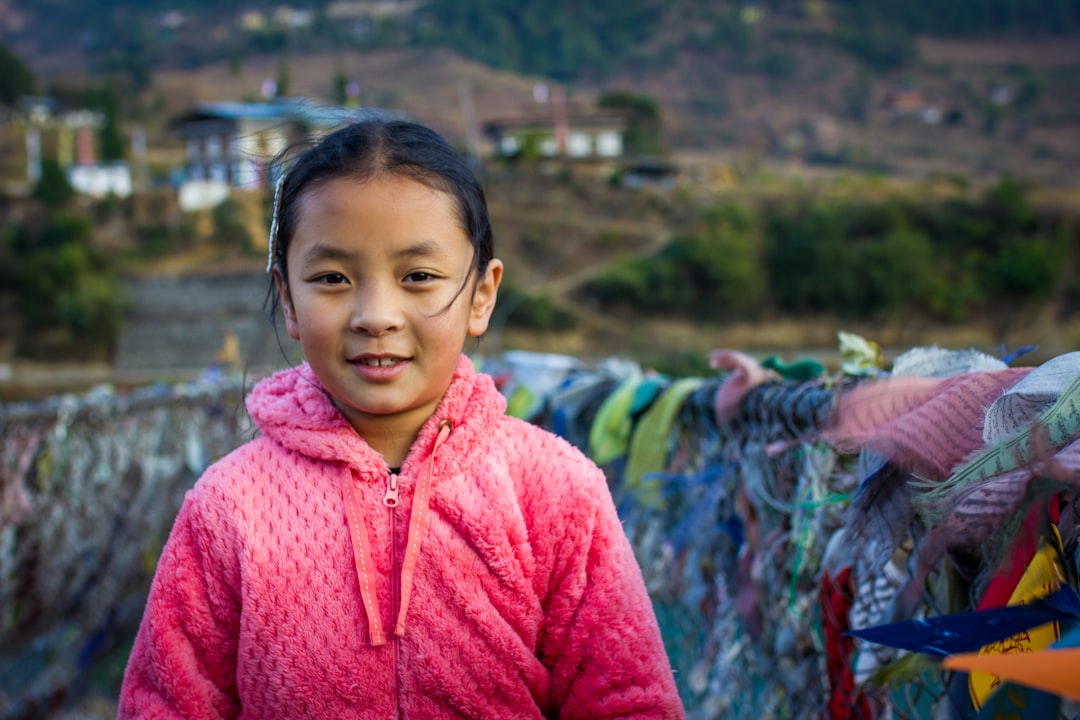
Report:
383,472,399,507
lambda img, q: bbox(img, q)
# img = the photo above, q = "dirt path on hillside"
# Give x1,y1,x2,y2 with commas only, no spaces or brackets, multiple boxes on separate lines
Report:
489,194,673,296
534,221,671,296
918,35,1080,67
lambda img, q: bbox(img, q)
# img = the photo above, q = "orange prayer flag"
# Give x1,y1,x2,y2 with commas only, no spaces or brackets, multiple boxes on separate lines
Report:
944,648,1080,702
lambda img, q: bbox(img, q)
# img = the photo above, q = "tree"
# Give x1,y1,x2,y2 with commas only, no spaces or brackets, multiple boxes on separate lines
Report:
422,0,663,82
597,90,663,157
864,225,938,315
0,44,35,105
334,67,348,106
584,202,766,321
33,157,75,208
100,102,126,162
10,211,125,358
276,56,291,98
84,85,126,162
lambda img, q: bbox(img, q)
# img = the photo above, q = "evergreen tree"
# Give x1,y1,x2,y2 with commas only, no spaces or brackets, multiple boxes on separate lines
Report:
598,90,664,156
0,44,35,106
276,56,290,98
333,66,348,106
84,85,126,162
33,157,75,208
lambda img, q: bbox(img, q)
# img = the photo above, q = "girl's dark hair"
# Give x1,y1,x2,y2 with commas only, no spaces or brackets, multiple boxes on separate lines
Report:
266,115,493,316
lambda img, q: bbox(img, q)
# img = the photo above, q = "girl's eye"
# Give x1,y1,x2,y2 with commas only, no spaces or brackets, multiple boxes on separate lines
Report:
316,273,348,285
404,271,435,283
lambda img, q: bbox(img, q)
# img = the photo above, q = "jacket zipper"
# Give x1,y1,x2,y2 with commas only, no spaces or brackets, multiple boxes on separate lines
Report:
384,471,399,507
385,471,401,718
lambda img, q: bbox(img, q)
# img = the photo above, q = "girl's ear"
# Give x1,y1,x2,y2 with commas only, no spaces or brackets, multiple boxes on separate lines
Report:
273,268,301,340
467,259,503,338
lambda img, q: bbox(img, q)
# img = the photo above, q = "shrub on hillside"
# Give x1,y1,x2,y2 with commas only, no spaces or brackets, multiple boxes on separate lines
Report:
5,210,126,359
0,44,34,106
584,177,1075,326
497,283,578,332
212,198,258,255
32,158,76,208
582,202,766,321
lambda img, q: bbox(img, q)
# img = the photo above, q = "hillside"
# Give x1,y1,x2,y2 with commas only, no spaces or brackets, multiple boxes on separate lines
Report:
3,1,1080,383
90,167,1080,379
3,1,1080,186
91,35,1078,195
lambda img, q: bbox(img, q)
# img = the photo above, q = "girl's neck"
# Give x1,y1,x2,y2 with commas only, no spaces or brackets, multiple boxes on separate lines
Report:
347,415,419,469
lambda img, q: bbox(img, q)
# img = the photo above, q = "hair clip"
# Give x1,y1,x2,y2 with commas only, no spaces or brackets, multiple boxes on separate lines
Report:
266,173,287,273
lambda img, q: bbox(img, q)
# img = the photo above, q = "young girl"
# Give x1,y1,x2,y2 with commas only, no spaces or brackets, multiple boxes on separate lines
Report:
118,117,684,719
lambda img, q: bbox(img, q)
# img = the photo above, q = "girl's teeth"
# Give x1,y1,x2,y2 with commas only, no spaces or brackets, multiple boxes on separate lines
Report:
361,358,399,367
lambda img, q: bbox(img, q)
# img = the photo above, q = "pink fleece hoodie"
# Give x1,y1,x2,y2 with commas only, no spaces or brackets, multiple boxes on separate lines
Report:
118,356,684,719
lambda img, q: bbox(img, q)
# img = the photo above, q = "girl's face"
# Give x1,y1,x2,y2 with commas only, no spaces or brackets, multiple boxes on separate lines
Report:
275,174,501,460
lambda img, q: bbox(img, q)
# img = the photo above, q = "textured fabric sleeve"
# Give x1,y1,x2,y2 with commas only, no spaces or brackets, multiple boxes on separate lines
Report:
117,485,242,719
538,448,685,720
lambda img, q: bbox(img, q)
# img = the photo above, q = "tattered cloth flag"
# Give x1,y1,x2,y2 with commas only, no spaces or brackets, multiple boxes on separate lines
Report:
864,369,1080,626
946,622,1080,705
845,584,1080,658
965,528,1066,710
847,582,1080,713
944,647,1080,702
821,368,1030,482
819,565,874,719
982,351,1080,445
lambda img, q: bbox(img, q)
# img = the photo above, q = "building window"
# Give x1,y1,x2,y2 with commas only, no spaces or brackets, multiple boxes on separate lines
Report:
187,138,200,161
596,131,622,157
235,159,258,188
567,132,591,158
206,136,222,159
499,136,520,156
539,137,557,157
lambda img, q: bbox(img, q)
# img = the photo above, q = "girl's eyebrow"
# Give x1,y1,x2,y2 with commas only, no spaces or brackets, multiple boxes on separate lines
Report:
394,240,448,260
300,243,356,264
299,240,453,264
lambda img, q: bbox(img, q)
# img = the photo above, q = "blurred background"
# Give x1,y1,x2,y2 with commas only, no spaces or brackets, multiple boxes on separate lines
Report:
1,0,1079,395
1,0,1080,717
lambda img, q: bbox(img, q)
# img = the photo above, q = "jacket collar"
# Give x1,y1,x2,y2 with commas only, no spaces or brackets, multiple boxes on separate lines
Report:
246,354,506,472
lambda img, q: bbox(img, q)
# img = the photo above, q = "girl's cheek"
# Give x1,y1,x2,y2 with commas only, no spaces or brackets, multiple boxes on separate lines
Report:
413,287,464,317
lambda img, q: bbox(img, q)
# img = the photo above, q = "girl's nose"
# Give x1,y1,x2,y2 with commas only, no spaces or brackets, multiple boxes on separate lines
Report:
350,287,403,336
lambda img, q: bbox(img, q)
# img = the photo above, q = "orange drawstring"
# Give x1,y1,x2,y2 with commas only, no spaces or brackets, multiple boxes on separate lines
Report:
341,419,453,645
342,469,387,646
395,419,452,637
